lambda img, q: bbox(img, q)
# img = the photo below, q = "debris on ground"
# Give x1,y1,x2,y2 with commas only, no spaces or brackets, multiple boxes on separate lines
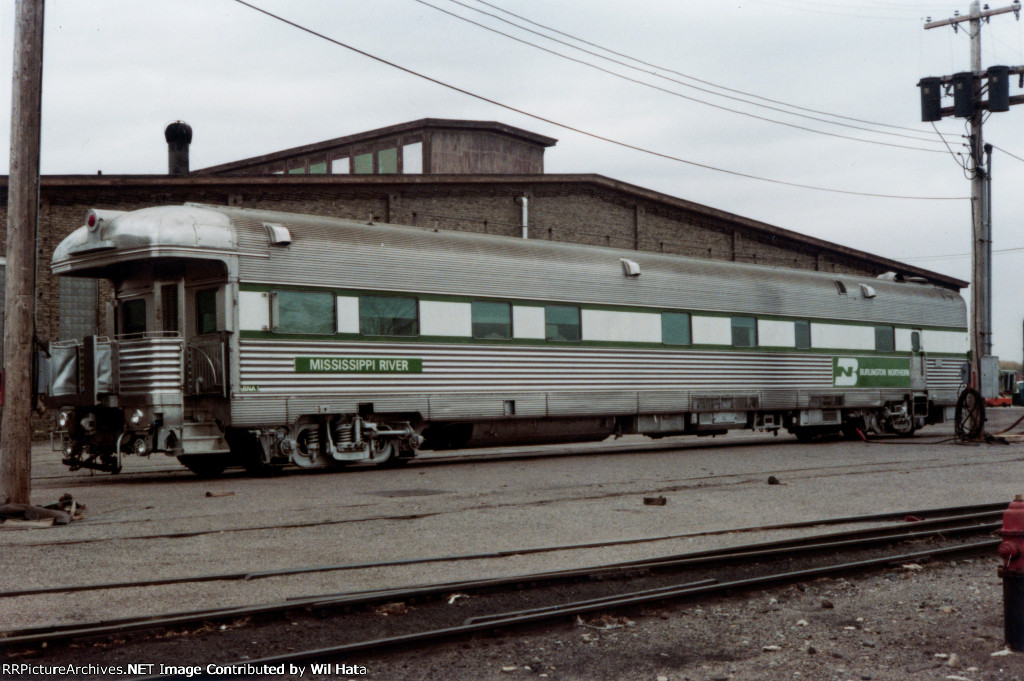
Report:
0,494,83,527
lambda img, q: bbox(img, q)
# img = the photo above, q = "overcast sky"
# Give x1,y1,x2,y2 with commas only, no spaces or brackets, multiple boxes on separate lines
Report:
3,0,1024,360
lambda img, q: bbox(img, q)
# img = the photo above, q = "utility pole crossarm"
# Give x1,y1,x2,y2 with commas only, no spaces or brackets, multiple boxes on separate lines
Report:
925,2,1020,29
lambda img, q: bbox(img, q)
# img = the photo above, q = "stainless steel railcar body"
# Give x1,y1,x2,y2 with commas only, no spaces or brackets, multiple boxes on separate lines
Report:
46,204,968,474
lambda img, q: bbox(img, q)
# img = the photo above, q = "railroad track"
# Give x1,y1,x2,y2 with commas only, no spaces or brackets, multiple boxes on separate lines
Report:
0,503,1006,679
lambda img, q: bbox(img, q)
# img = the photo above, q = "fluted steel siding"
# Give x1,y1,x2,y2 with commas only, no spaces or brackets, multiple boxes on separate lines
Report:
226,211,966,329
119,338,184,395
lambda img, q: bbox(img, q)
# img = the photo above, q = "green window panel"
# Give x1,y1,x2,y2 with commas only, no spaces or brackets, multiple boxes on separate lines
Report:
271,289,334,335
662,312,691,346
196,288,219,335
545,304,580,342
875,325,895,352
795,320,811,350
122,299,147,336
309,161,327,174
472,301,512,339
731,316,757,347
360,295,418,337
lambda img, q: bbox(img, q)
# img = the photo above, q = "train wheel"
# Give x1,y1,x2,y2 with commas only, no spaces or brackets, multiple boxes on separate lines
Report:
369,439,407,468
177,454,231,478
792,427,816,442
225,428,279,476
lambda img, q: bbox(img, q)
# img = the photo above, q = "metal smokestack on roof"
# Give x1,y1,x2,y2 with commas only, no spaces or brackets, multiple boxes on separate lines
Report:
164,121,192,176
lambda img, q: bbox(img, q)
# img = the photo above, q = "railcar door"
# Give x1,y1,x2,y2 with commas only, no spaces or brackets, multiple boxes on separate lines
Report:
910,329,927,391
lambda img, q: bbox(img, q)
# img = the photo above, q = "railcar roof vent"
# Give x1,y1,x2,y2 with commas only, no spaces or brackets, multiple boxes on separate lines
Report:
620,258,641,277
263,222,291,246
860,284,877,298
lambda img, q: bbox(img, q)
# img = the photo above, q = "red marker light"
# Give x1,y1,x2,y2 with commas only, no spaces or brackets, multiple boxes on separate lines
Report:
86,212,97,228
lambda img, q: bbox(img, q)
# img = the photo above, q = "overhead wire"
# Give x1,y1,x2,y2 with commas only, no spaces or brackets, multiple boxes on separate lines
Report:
466,0,942,136
230,0,968,201
427,0,946,149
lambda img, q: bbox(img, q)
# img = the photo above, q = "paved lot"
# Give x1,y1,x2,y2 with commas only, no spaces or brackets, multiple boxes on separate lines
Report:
3,410,1024,636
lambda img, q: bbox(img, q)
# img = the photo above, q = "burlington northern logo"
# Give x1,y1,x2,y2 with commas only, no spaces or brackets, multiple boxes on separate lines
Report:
834,358,859,386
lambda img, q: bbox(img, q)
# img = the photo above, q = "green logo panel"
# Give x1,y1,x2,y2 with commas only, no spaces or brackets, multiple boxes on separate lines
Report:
833,356,911,388
295,357,423,373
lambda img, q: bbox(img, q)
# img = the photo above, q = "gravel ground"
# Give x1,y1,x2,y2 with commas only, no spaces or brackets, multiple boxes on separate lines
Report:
5,550,1023,681
338,555,1024,681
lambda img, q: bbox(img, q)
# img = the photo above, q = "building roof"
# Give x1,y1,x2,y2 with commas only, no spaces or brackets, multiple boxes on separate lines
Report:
28,172,969,291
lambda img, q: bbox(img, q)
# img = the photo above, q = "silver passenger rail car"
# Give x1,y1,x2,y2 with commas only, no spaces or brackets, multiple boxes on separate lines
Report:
44,204,968,475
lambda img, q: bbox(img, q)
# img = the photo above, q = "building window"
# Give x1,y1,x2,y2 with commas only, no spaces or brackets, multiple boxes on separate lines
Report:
403,142,423,174
287,164,306,175
309,161,327,174
661,312,691,346
545,305,580,342
472,301,512,339
331,157,350,174
271,289,333,335
378,147,398,174
196,289,219,335
353,152,373,175
360,295,418,336
731,316,757,347
122,299,147,336
874,325,895,352
60,277,99,340
795,320,811,349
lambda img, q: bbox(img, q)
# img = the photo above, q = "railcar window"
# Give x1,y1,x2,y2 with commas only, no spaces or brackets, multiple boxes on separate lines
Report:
272,289,334,335
545,305,581,342
795,320,811,349
360,295,419,336
122,299,147,336
731,317,757,347
160,284,179,333
472,301,512,339
911,330,922,352
196,289,219,335
661,312,691,345
874,325,895,352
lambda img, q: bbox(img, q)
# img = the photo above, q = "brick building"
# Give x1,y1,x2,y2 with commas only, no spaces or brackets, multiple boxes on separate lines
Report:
1,117,966,372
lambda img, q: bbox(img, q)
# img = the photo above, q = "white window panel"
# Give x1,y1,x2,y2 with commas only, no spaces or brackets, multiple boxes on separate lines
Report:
758,319,795,347
811,323,874,350
692,316,731,345
336,296,360,334
513,306,546,339
420,300,472,337
922,329,969,354
239,291,270,331
581,309,660,343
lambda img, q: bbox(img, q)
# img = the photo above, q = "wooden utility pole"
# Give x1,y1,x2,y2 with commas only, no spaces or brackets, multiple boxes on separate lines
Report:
1,0,45,505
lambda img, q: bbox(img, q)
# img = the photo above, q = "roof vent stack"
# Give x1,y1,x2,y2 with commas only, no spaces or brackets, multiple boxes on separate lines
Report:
164,121,193,176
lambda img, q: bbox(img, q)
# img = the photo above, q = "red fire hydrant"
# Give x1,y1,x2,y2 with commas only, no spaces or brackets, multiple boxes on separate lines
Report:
998,495,1024,651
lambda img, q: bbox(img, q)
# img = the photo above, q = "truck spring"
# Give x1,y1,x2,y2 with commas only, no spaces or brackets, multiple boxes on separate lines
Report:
333,423,354,448
305,427,320,456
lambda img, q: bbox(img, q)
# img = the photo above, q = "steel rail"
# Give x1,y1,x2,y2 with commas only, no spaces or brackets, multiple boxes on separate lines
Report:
0,503,1006,600
0,510,1002,650
134,540,1000,680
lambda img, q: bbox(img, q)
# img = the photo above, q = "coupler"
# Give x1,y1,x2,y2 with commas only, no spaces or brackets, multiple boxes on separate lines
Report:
998,495,1024,651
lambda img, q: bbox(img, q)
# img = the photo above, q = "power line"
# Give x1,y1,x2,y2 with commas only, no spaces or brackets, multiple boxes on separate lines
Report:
230,0,968,201
416,0,946,152
466,0,942,136
992,143,1024,164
